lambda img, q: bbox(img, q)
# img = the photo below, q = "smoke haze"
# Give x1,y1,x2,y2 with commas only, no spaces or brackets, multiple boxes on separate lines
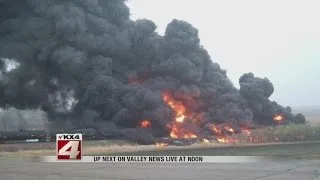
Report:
0,0,305,136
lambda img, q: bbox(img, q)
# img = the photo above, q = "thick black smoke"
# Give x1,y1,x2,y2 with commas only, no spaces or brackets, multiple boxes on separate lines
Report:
239,73,305,125
0,0,304,136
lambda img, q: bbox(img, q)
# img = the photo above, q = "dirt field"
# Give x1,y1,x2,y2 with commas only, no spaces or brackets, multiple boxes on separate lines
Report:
1,142,320,180
1,158,320,180
1,140,320,159
1,141,320,179
111,142,320,159
0,140,132,152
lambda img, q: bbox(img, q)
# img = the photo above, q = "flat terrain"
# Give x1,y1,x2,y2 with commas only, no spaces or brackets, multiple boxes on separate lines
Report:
1,142,320,179
111,142,320,159
2,140,320,158
293,105,320,126
0,140,133,153
309,117,320,126
1,156,320,180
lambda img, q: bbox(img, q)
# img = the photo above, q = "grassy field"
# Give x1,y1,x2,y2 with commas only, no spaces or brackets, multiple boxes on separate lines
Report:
109,142,320,159
1,140,320,160
232,124,320,143
1,106,319,160
0,140,136,157
2,123,320,159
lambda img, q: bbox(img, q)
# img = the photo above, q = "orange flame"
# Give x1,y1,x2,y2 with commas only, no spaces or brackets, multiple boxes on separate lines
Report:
163,92,187,123
161,91,249,144
273,115,284,121
156,142,168,147
217,137,229,143
224,126,235,133
139,120,151,128
209,124,222,135
167,123,197,139
162,91,198,139
203,139,210,143
176,115,185,123
217,136,238,143
242,129,252,136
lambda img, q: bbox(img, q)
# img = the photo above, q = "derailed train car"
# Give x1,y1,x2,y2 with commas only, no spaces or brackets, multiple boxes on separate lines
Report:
0,128,96,143
0,130,47,142
51,128,98,140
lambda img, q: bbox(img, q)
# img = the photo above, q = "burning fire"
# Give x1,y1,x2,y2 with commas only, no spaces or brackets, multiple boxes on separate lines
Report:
176,115,185,123
167,123,197,139
160,91,257,144
273,115,284,121
210,124,222,135
162,92,199,139
163,92,188,123
242,129,252,136
224,126,235,133
139,120,151,128
208,124,236,136
156,142,168,147
216,137,229,143
202,139,210,143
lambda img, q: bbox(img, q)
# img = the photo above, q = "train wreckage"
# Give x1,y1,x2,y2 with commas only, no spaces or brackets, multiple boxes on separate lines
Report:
0,122,260,146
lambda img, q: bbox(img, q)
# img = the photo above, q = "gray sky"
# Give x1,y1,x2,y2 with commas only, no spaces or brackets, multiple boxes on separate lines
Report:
126,0,320,107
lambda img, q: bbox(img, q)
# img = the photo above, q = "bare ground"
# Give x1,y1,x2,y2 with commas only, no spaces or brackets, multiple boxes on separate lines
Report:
1,158,320,180
1,141,320,179
1,140,320,159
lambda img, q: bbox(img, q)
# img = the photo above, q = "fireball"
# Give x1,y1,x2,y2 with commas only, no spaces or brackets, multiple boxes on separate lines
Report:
176,114,185,123
167,123,197,139
161,91,241,144
224,126,235,133
209,124,222,135
162,92,187,123
273,115,284,121
163,92,200,138
139,120,151,128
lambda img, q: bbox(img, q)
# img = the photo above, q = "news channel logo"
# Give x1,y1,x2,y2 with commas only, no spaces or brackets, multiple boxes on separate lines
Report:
56,133,82,160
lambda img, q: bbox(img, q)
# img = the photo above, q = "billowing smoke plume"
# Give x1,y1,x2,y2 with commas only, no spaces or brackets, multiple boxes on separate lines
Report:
239,73,305,125
0,0,304,137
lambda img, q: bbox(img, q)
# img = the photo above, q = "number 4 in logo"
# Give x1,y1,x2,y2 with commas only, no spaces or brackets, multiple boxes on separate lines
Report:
58,141,80,159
